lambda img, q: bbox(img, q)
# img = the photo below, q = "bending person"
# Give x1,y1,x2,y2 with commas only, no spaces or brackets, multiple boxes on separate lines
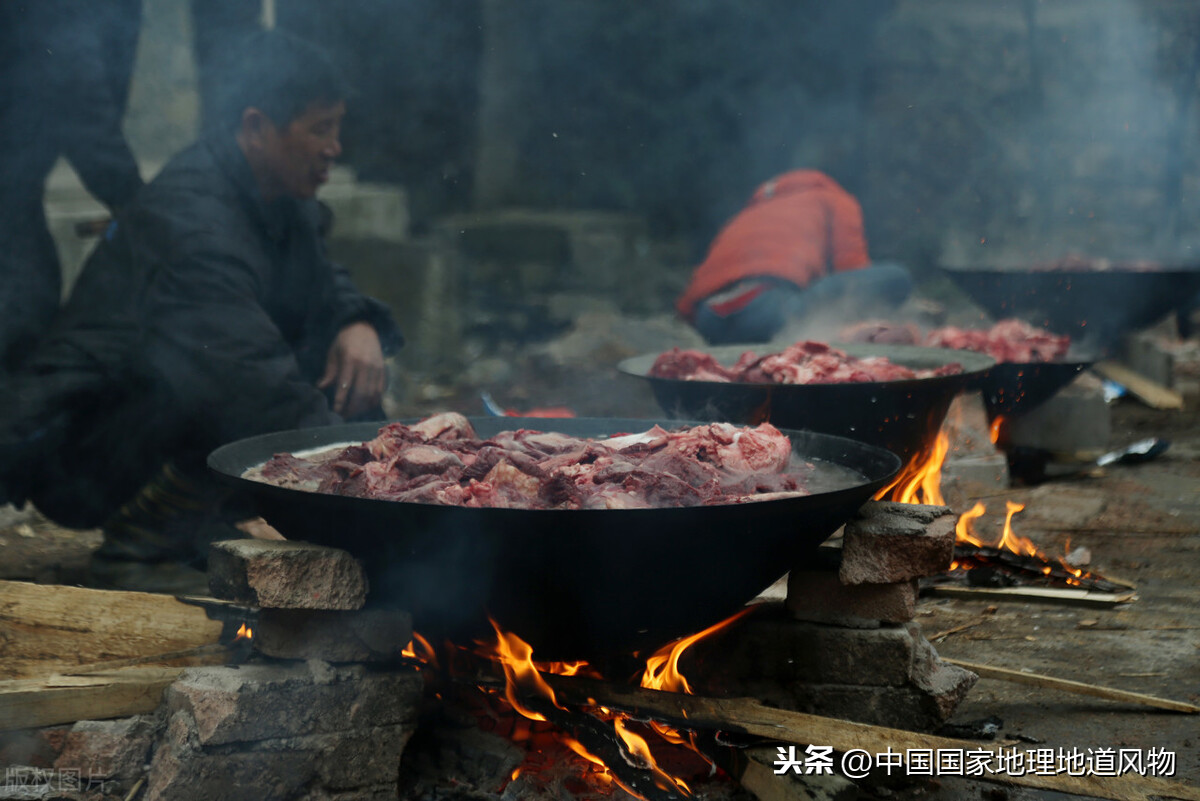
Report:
677,170,912,345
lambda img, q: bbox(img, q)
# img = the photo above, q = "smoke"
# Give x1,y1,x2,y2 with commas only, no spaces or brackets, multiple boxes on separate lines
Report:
923,0,1199,267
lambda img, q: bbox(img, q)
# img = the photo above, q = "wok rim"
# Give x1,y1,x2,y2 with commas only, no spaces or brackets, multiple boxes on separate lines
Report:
939,261,1200,275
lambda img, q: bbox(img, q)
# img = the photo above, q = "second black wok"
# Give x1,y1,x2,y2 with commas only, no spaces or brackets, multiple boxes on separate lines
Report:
618,344,995,466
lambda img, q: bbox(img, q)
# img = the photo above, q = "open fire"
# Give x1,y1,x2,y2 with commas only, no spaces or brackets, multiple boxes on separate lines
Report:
394,412,1125,797
401,610,758,799
875,422,1123,592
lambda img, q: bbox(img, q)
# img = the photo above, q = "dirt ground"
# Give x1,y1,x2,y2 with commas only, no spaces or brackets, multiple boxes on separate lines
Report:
1,339,1197,800
916,400,1200,799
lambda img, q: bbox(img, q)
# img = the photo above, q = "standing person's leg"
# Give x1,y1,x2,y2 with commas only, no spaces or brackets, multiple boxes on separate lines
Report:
0,200,62,374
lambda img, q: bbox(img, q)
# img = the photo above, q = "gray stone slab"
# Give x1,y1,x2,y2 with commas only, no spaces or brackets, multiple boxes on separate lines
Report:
208,539,368,610
840,503,956,584
165,664,423,746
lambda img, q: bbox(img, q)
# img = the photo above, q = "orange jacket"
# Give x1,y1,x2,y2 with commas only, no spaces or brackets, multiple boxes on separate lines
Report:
676,170,870,320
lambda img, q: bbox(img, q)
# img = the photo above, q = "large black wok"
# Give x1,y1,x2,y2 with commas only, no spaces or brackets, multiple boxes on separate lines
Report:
618,344,995,466
971,353,1096,421
208,419,902,657
940,263,1200,354
208,417,900,661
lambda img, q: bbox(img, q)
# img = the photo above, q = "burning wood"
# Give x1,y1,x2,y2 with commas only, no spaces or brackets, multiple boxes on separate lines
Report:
942,501,1131,593
463,671,1200,801
400,612,762,800
875,423,1131,595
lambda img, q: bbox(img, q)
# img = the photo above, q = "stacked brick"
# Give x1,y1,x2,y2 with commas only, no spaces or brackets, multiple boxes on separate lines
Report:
696,502,978,732
134,540,424,800
144,663,423,801
0,540,426,801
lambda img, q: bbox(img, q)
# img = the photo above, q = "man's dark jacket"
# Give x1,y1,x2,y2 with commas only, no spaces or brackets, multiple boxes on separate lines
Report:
0,132,400,528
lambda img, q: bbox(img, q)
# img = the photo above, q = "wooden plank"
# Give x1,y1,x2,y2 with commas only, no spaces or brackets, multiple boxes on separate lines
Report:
0,667,184,731
942,659,1200,714
924,584,1136,608
1094,361,1184,410
0,581,223,680
540,675,1200,801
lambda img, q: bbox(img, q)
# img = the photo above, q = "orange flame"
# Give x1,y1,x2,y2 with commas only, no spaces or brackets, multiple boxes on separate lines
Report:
478,616,715,798
487,617,566,722
534,659,602,678
402,631,439,668
874,431,948,505
955,502,986,547
641,607,754,694
234,622,253,641
989,416,1005,445
997,501,1037,556
614,717,694,795
953,501,1092,585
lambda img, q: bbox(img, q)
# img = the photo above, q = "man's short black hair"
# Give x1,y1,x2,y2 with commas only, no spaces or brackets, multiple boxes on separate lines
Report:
209,29,351,133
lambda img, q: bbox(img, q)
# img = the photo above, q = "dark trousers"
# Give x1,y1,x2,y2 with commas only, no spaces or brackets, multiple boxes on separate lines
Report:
0,198,62,373
693,263,914,346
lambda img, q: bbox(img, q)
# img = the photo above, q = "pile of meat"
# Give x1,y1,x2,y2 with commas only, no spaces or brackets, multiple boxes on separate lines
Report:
841,318,1071,363
251,413,812,510
648,340,963,384
924,319,1070,362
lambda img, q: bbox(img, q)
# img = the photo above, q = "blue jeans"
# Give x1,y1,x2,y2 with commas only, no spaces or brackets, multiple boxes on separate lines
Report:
693,263,913,345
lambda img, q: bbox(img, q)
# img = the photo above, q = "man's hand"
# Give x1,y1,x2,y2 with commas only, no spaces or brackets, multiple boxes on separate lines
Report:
317,321,386,418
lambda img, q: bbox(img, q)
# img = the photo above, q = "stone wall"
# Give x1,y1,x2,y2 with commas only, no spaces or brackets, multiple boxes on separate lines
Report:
866,0,1198,273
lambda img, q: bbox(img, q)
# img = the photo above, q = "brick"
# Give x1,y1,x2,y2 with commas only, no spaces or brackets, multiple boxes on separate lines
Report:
786,570,919,626
0,727,71,769
747,680,962,732
262,726,415,791
907,624,980,721
1177,378,1200,411
54,716,160,780
689,611,918,688
839,502,956,584
941,453,1010,510
208,539,368,610
722,622,975,730
145,713,315,801
165,664,423,746
1119,331,1175,389
295,788,398,801
1006,373,1111,455
253,608,413,663
148,668,422,801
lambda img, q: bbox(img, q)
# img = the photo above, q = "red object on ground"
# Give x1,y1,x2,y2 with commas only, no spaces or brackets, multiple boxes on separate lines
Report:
676,170,871,320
